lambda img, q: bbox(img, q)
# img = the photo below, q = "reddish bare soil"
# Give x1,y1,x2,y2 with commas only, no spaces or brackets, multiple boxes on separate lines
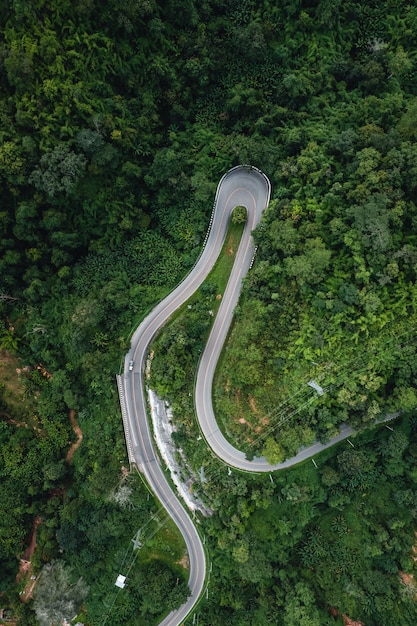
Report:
249,395,259,414
400,571,415,585
343,617,365,626
16,516,42,603
177,554,190,569
397,531,417,598
66,409,83,463
330,608,365,626
22,516,41,562
411,531,417,561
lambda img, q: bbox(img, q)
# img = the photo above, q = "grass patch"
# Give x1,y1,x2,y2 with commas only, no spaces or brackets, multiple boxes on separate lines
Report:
0,349,39,425
130,472,188,575
207,220,245,304
0,350,30,411
167,219,245,326
149,218,245,402
138,521,189,581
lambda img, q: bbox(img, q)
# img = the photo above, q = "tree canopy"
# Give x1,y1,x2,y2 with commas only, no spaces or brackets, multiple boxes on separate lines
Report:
1,0,417,624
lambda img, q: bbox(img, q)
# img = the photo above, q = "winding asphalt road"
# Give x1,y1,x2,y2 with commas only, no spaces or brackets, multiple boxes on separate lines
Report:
118,165,397,625
120,166,271,625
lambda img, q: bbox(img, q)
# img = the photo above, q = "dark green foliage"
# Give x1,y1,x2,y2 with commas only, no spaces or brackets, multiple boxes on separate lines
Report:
215,91,417,458
1,0,417,624
191,417,417,626
33,560,89,626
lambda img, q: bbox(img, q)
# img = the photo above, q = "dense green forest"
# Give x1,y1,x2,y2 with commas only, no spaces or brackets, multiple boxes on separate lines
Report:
1,0,417,624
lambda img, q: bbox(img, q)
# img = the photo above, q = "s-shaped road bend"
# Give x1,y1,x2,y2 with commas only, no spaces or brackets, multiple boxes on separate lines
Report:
120,166,270,625
119,165,380,625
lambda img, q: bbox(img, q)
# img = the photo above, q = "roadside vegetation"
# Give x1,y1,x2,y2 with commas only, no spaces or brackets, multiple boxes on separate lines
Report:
1,0,417,624
150,218,244,397
194,413,417,626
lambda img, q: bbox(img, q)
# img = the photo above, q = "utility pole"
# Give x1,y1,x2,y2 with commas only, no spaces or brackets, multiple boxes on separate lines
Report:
132,530,142,550
307,380,325,396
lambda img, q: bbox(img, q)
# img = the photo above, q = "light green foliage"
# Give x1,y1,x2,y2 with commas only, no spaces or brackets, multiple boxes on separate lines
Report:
232,205,247,224
282,583,322,626
29,144,87,199
1,0,417,624
263,437,285,465
33,560,89,626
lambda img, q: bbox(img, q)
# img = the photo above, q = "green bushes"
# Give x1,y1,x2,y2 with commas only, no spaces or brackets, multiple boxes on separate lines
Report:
1,0,417,623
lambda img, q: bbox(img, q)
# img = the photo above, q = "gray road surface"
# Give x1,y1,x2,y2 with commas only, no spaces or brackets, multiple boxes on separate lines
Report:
120,165,397,625
121,166,271,626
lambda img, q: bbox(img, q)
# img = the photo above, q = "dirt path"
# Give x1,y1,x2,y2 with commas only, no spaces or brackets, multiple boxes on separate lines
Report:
330,608,365,626
22,516,41,562
16,516,42,603
66,409,83,463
